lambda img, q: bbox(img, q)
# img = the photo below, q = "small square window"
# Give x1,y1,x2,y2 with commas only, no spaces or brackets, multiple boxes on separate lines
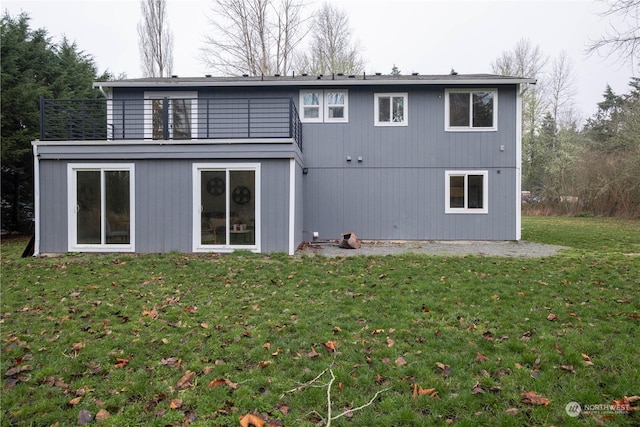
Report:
374,93,408,126
445,89,497,131
445,171,488,214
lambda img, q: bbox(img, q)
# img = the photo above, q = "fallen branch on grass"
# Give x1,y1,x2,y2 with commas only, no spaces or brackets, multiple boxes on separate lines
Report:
283,356,389,427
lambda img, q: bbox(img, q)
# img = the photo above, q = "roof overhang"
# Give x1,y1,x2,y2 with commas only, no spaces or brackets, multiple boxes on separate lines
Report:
94,74,537,90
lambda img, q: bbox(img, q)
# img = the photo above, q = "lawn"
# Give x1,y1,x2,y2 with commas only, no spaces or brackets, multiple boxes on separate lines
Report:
1,217,638,426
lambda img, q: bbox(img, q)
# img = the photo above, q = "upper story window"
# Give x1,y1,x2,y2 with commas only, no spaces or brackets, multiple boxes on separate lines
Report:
445,89,497,131
325,91,348,122
145,91,198,139
300,90,348,123
375,93,408,126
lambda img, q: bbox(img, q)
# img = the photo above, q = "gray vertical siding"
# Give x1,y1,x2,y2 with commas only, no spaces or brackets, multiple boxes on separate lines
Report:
37,81,521,254
37,156,298,253
301,85,520,241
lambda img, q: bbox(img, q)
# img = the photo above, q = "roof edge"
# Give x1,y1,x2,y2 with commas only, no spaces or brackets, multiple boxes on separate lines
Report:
93,74,536,89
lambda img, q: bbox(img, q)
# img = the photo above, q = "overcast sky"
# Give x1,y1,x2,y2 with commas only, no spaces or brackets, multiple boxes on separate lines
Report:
3,0,637,122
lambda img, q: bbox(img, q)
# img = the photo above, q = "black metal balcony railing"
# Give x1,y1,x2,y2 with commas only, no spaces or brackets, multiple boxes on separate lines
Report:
40,97,303,151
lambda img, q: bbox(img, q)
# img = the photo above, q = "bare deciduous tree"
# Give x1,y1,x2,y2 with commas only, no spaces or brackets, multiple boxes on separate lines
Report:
296,2,365,75
138,0,174,77
588,0,640,69
547,51,577,130
201,0,307,76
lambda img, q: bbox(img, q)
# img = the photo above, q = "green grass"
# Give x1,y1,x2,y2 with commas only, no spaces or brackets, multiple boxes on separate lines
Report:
1,217,639,426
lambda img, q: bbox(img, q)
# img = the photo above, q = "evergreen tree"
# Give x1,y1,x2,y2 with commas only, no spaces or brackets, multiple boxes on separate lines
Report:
1,12,109,232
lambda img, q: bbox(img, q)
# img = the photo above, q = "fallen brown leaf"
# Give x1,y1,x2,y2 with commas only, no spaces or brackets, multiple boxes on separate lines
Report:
547,313,557,321
113,355,131,369
395,356,407,366
475,352,489,362
413,384,438,398
95,409,110,423
176,370,196,390
581,353,594,366
169,398,183,409
68,396,82,406
435,362,451,378
521,390,550,406
323,341,337,353
239,413,266,427
559,365,576,374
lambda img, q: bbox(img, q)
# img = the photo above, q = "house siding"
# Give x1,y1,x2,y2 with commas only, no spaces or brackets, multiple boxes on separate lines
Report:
37,155,301,253
35,77,525,254
300,85,519,241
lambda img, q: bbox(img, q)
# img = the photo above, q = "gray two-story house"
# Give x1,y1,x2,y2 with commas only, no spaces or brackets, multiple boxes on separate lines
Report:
32,73,534,255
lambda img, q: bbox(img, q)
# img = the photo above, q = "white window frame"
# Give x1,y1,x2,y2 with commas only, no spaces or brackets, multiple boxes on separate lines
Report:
374,93,408,126
144,91,198,139
324,90,348,123
192,163,261,253
445,88,498,132
299,90,349,123
67,163,136,252
445,170,488,214
299,90,324,123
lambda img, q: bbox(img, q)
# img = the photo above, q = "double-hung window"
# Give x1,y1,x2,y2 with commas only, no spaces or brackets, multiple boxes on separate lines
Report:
299,90,348,123
68,163,135,252
374,93,408,126
445,171,488,214
325,91,348,122
445,89,497,131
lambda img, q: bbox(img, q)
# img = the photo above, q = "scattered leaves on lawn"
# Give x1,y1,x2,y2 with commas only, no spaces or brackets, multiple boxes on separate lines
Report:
521,390,550,406
208,378,238,389
611,396,640,413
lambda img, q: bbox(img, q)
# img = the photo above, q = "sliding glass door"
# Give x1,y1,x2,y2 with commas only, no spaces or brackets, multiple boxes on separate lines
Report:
68,164,135,251
193,163,260,252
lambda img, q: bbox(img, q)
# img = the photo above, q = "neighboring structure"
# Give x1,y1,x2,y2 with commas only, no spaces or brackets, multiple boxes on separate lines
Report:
32,73,535,255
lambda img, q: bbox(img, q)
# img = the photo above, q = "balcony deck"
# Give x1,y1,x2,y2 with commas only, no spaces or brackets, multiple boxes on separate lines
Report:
39,97,302,151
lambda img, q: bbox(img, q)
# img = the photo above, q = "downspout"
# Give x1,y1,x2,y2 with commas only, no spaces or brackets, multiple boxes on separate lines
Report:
97,84,108,98
32,142,40,256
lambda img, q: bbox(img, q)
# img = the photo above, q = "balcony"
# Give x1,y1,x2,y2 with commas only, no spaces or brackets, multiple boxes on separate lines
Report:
39,97,303,151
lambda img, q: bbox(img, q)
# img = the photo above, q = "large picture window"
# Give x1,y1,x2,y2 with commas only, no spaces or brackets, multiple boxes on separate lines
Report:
445,89,497,131
445,171,488,213
193,163,261,252
374,93,408,126
68,164,135,251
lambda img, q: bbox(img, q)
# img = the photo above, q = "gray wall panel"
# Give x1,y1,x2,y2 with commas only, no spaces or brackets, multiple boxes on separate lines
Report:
38,158,295,253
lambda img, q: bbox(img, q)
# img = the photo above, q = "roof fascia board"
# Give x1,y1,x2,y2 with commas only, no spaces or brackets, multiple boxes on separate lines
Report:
93,78,536,89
